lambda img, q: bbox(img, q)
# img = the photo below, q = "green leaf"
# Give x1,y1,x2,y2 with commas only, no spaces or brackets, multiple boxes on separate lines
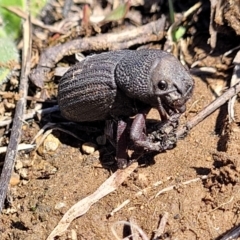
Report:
0,0,47,39
0,37,19,84
30,0,47,17
103,1,130,22
0,0,24,39
172,26,186,42
0,0,47,84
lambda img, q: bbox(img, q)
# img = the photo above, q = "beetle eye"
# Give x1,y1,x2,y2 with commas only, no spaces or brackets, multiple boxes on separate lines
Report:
158,80,168,91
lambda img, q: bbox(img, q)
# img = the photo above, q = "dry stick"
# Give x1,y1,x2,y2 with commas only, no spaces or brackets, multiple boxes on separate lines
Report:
176,81,240,138
29,16,166,88
220,225,240,240
0,144,35,154
153,212,169,239
155,175,208,198
0,15,32,213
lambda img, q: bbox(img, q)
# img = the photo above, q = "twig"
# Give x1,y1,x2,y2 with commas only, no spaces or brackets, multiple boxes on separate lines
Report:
183,1,202,19
0,12,32,213
29,16,166,88
0,143,35,154
155,175,208,198
47,163,138,239
219,224,240,240
176,81,240,138
108,177,171,217
108,199,131,217
209,196,234,213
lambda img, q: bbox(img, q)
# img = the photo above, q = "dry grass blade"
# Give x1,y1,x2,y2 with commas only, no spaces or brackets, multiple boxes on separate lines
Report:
0,8,32,213
47,162,138,240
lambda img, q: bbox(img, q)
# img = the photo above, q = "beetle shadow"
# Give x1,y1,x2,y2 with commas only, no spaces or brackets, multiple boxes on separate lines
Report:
45,111,171,170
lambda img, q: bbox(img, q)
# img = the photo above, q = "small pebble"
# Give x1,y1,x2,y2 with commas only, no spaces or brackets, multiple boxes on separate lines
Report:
15,160,23,170
21,180,29,185
22,125,28,131
37,134,60,155
44,134,60,152
21,159,32,167
4,101,15,110
206,156,212,162
93,150,100,158
82,142,97,154
138,173,148,184
10,77,19,87
55,202,66,209
10,172,20,186
19,168,28,179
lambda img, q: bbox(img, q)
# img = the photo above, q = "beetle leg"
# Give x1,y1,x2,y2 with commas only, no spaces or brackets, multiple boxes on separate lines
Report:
116,119,129,169
105,120,116,148
130,113,147,142
130,113,163,151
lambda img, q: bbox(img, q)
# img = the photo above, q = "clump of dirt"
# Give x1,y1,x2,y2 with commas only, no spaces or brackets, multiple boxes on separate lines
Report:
204,152,240,209
224,0,240,35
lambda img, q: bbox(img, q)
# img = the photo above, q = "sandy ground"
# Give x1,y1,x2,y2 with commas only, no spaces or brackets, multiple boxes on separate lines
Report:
1,2,240,239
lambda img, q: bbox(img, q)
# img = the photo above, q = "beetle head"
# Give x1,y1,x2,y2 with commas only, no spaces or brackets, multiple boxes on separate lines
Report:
150,54,194,119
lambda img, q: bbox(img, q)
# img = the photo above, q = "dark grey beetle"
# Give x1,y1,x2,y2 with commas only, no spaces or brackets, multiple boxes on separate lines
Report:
58,49,194,168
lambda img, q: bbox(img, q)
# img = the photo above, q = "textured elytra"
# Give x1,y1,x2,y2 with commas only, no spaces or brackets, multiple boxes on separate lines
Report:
58,51,128,121
58,49,194,122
